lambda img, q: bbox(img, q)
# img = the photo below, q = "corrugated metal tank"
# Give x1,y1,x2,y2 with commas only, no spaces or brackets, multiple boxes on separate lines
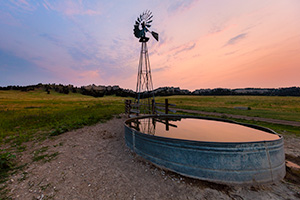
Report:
124,115,285,185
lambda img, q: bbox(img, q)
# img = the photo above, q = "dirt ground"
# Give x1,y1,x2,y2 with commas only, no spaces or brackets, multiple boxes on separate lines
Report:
5,114,300,199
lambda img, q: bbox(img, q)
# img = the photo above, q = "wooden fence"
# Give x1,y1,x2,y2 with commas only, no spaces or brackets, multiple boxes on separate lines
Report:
125,99,176,116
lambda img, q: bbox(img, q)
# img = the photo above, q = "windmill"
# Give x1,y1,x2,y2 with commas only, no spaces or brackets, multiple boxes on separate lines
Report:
133,10,159,115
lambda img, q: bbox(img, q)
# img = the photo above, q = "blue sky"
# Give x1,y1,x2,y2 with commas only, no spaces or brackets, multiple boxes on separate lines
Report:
1,0,300,90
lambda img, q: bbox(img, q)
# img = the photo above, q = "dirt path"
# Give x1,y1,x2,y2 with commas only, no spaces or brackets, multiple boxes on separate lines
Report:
5,115,300,199
174,108,300,127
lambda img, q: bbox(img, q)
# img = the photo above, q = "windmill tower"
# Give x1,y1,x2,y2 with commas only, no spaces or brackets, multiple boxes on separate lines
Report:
133,10,159,114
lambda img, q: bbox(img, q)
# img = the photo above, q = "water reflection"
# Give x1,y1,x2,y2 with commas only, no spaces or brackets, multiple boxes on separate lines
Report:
128,117,280,142
128,117,180,135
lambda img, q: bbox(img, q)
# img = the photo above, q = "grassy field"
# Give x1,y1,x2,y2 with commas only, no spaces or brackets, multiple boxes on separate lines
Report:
155,95,300,136
1,92,299,146
156,95,300,122
0,90,125,146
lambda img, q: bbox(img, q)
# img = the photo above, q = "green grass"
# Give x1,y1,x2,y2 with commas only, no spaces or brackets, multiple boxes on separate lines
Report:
176,110,300,136
0,89,126,145
32,146,59,163
1,92,299,144
0,89,127,198
156,95,300,122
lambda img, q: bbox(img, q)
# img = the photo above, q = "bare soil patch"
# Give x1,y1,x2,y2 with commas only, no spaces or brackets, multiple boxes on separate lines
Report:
4,114,300,199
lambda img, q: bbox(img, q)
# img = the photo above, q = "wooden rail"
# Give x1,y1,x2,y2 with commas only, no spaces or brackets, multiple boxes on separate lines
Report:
125,99,176,117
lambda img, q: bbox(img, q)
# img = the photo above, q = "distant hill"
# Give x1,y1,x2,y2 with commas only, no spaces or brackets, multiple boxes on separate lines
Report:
192,87,300,96
0,84,299,97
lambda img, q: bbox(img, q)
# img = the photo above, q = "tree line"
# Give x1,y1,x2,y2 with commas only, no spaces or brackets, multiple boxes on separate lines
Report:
0,84,299,97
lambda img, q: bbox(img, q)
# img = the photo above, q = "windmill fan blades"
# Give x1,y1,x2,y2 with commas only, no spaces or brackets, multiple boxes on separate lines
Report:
133,10,159,42
134,25,142,38
146,14,152,20
151,31,159,41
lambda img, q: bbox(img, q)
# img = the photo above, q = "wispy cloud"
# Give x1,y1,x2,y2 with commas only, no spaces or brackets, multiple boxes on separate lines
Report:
40,32,97,64
9,0,37,12
76,69,101,81
152,66,169,72
43,0,102,16
68,47,92,62
0,48,56,85
209,24,223,34
39,33,65,47
0,10,21,26
168,0,199,14
39,29,135,81
224,50,238,56
224,33,248,46
172,42,196,56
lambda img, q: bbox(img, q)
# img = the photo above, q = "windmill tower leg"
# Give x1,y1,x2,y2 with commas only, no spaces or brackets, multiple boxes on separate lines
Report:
135,42,155,114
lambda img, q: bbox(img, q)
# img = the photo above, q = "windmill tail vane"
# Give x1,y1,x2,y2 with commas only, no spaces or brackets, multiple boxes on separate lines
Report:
151,31,159,41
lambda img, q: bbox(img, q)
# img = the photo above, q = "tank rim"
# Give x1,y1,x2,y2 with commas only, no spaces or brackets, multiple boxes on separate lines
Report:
124,114,283,144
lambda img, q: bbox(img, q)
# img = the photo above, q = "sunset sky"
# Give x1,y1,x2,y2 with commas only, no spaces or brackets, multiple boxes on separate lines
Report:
0,0,299,90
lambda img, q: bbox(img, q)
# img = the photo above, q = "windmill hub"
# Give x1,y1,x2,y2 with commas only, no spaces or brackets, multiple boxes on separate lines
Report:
139,37,149,43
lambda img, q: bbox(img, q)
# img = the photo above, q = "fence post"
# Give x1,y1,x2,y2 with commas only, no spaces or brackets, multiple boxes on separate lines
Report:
165,99,168,114
152,99,155,114
125,99,132,116
165,119,169,131
129,100,132,115
125,100,128,113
